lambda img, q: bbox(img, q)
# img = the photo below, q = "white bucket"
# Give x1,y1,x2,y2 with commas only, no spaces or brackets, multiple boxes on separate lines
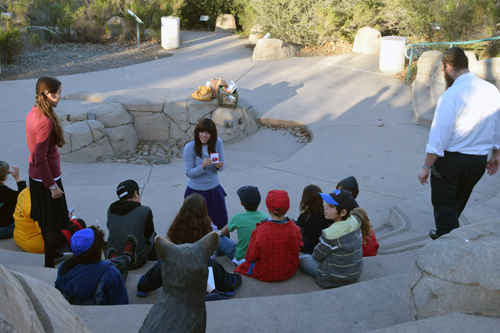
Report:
161,16,180,49
379,36,407,74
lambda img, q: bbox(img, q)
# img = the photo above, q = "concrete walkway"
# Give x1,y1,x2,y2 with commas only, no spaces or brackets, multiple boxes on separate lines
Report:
1,31,499,332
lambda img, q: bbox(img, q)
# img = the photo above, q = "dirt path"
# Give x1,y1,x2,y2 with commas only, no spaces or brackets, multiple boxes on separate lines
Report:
0,40,172,81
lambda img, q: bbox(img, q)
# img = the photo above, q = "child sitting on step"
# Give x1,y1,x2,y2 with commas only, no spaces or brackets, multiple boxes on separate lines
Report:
55,226,137,305
235,190,303,282
299,189,363,288
337,176,378,256
296,184,331,255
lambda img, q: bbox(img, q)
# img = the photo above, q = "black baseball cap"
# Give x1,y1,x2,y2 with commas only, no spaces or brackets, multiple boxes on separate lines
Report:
116,179,140,199
237,186,261,206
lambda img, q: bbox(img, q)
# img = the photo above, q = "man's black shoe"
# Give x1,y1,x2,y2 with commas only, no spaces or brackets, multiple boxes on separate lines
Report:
429,229,438,240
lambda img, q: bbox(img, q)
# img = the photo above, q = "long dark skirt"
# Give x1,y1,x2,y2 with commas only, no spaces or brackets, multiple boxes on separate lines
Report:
184,185,228,230
29,177,70,233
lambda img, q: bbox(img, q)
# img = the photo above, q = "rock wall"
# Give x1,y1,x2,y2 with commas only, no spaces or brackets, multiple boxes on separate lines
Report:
408,218,500,320
411,51,499,127
0,264,91,332
59,88,258,163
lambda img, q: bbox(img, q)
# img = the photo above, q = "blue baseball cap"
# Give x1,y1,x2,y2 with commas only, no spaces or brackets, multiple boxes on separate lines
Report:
319,189,358,212
71,228,94,256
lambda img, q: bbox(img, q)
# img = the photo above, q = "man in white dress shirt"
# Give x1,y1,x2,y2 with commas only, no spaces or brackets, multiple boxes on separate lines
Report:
417,47,500,240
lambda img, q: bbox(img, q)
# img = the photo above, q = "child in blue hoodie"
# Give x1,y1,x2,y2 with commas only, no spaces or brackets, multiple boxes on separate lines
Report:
55,226,136,305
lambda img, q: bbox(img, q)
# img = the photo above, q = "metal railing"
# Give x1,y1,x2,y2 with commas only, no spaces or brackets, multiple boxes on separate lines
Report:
405,36,500,83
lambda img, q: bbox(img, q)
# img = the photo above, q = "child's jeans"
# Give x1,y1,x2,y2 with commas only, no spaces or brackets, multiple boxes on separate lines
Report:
215,236,237,261
298,254,322,277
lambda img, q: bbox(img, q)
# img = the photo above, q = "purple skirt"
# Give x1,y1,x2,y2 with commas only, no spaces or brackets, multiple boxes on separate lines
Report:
184,185,228,230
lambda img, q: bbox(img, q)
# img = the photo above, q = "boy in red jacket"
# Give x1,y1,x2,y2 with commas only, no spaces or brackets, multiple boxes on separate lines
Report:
235,190,302,282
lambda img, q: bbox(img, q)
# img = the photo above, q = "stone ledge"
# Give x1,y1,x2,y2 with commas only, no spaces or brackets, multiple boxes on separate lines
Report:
59,89,258,163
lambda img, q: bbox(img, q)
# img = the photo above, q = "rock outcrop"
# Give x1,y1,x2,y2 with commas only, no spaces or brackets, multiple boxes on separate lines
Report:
353,27,381,54
408,218,500,320
252,38,299,61
0,264,91,332
215,14,237,32
59,89,258,162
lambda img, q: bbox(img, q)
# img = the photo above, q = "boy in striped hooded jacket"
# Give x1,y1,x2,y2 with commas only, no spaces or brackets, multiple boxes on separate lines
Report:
299,189,363,288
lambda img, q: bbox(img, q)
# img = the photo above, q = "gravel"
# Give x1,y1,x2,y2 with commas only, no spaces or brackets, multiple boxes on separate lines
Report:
0,40,172,81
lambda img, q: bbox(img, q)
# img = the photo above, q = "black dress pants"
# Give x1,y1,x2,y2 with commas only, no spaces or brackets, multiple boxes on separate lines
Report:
430,151,487,237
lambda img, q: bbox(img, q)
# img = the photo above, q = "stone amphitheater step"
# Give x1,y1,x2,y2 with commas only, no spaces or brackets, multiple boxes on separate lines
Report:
5,248,420,307
376,173,500,254
367,312,500,333
74,273,411,333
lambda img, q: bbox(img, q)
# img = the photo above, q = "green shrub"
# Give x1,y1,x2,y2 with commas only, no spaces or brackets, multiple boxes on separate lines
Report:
0,23,23,64
124,0,186,40
180,0,244,31
396,0,500,43
72,0,119,44
241,0,402,47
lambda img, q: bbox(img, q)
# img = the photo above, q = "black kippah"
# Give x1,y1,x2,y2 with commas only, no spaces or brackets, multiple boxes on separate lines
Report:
444,47,466,57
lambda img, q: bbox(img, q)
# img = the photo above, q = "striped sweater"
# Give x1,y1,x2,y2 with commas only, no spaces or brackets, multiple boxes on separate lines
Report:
25,106,61,188
313,215,363,288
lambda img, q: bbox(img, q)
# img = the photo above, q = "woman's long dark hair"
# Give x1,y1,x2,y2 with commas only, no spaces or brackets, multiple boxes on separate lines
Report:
35,77,66,147
193,118,218,157
167,193,213,245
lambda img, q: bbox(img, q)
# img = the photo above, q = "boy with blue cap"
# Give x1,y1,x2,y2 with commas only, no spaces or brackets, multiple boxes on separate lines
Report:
299,189,363,287
55,226,137,305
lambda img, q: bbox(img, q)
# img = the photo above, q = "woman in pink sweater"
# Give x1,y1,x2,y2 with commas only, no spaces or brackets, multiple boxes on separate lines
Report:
26,77,70,267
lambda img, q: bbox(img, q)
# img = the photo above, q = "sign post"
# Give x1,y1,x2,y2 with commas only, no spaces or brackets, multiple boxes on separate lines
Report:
200,15,210,31
126,9,144,49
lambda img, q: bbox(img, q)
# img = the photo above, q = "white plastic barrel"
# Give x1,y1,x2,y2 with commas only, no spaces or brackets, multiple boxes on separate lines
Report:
161,16,180,49
379,36,407,74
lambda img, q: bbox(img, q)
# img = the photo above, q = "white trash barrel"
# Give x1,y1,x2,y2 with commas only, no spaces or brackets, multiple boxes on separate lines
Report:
379,36,407,74
161,16,180,49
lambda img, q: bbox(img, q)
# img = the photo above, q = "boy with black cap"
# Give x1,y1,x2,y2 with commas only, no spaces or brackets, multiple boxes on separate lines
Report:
216,186,268,265
106,179,157,269
299,189,363,288
234,190,302,282
55,226,136,305
336,175,359,198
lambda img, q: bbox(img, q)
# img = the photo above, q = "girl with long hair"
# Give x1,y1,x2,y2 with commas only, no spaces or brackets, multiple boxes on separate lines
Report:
296,184,331,254
183,118,228,230
351,208,379,256
26,77,70,267
137,194,242,298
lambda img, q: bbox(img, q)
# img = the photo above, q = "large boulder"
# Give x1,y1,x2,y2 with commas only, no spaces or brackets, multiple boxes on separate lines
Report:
60,120,116,162
471,57,500,89
252,38,300,61
215,14,237,32
352,27,381,54
56,100,133,128
249,25,264,45
0,264,90,332
211,107,258,143
408,218,500,321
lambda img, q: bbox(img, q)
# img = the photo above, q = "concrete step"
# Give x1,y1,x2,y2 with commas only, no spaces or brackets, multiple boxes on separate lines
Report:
461,193,500,226
368,312,500,333
5,248,419,307
377,174,500,254
74,273,411,333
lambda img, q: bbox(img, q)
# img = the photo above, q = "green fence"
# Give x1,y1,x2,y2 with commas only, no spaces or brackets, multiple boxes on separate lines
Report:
405,36,500,83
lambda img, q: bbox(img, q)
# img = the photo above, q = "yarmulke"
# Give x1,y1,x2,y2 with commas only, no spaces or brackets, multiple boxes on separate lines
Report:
444,47,466,57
